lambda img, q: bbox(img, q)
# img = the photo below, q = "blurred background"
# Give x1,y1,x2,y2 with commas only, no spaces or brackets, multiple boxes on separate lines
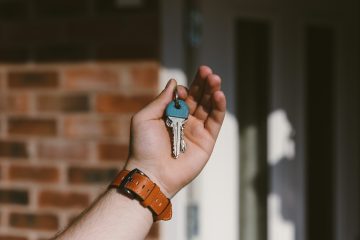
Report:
0,0,359,240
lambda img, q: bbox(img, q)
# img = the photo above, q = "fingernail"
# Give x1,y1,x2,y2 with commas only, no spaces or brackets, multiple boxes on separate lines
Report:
166,79,173,88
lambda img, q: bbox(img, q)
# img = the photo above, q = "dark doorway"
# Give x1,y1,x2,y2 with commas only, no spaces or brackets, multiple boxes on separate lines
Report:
305,25,335,240
236,19,270,240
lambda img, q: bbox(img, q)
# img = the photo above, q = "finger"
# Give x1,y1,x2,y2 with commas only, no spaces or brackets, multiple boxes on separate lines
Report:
176,85,189,100
193,74,221,121
135,79,177,121
204,91,226,139
186,66,213,114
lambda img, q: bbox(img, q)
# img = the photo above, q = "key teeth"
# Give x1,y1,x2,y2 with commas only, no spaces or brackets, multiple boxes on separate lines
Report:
181,140,186,153
170,132,179,159
172,145,179,158
180,124,186,153
172,144,177,158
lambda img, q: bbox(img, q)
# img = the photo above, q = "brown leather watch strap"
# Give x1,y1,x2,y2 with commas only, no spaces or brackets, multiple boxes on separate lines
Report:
109,169,172,221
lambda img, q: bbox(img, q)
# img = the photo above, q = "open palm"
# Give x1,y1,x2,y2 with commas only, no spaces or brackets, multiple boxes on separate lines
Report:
125,66,226,198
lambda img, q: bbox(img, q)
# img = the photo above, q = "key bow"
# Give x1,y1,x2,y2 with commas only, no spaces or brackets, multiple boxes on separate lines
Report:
165,100,189,119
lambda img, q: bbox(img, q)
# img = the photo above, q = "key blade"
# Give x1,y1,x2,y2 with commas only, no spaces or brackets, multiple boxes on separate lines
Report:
172,121,180,158
169,117,185,159
175,121,182,157
180,124,186,152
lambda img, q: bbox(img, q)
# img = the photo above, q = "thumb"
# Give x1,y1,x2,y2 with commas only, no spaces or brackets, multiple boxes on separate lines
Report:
135,79,177,121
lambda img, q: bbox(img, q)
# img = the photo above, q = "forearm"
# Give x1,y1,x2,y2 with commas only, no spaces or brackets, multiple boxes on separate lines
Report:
52,66,226,239
54,189,153,240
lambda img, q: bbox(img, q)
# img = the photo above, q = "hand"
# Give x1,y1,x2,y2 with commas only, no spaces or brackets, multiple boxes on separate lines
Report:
125,66,226,198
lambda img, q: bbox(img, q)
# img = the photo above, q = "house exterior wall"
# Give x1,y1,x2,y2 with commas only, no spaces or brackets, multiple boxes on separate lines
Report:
0,1,162,239
0,0,160,62
195,0,359,240
0,62,160,240
0,1,358,240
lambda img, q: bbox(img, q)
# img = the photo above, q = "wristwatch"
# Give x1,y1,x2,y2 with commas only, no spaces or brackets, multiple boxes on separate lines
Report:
109,168,172,221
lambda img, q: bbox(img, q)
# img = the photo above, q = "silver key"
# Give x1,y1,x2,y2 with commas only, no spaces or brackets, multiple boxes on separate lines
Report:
165,96,189,159
180,124,186,152
166,117,187,158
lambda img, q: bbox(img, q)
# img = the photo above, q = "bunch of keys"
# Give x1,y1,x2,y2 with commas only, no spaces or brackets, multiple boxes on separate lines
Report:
165,89,189,159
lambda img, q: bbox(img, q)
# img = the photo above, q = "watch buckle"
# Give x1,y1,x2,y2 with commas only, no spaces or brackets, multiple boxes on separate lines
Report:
119,168,146,197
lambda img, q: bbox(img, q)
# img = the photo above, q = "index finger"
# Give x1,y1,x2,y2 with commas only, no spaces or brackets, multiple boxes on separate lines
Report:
186,66,213,114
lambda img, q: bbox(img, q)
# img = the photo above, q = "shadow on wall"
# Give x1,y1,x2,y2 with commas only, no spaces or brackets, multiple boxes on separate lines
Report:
268,109,296,240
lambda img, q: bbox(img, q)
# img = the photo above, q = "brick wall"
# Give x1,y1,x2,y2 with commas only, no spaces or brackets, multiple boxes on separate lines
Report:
0,0,160,62
0,0,162,238
0,62,160,240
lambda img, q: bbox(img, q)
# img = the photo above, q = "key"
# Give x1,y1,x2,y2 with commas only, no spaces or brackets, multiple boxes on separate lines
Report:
165,97,189,158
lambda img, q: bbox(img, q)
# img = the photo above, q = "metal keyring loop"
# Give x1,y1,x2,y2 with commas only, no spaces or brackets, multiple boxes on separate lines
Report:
174,86,180,109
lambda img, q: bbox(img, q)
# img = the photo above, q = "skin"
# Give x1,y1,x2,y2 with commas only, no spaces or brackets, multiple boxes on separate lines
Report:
126,65,226,197
54,66,226,240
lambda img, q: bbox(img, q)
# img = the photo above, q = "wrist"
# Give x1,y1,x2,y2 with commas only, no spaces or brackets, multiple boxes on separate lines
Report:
110,166,173,221
107,188,154,223
124,159,173,198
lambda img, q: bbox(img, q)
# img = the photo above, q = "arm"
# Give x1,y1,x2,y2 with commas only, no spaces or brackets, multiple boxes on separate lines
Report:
54,66,226,240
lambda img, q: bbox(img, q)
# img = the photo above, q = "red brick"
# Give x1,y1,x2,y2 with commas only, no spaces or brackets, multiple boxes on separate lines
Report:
66,16,157,45
96,94,153,113
0,189,29,205
7,71,59,89
9,165,59,183
0,0,29,21
98,143,128,161
68,167,118,184
95,43,159,60
9,212,58,230
0,94,29,113
0,46,29,63
8,118,57,136
130,63,159,89
95,0,159,14
63,116,122,139
37,141,88,160
35,0,88,18
38,190,89,208
0,235,27,240
0,140,28,158
65,19,123,44
36,44,90,62
36,94,90,112
3,21,64,46
64,68,119,90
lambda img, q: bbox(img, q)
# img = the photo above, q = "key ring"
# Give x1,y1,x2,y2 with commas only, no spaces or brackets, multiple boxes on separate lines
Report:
165,85,190,158
174,87,180,109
